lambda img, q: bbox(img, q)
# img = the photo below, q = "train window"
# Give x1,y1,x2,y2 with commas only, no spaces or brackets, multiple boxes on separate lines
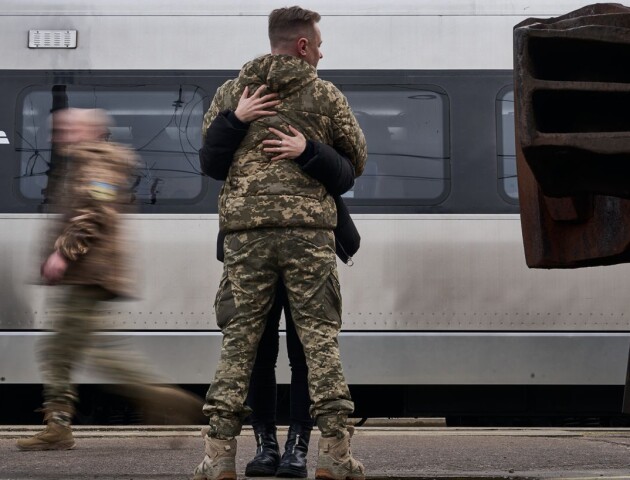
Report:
497,88,518,202
341,85,450,203
17,85,205,204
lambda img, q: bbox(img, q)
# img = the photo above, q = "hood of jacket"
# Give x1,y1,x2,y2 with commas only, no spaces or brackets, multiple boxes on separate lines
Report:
237,54,318,97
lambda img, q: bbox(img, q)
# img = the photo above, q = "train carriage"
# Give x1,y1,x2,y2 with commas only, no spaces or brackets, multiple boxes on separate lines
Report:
0,0,627,425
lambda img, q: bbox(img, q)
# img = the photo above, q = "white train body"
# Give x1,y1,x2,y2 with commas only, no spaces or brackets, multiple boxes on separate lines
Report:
0,1,626,421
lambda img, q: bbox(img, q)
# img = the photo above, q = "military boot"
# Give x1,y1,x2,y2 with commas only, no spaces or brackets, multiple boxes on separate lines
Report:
315,426,365,480
245,423,280,476
16,403,75,451
276,423,312,478
193,427,237,480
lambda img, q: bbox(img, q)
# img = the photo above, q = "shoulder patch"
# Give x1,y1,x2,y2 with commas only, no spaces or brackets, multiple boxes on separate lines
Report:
89,181,118,201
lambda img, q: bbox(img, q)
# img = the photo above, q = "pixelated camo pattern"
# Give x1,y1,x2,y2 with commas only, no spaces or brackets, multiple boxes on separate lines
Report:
204,228,354,438
202,54,367,233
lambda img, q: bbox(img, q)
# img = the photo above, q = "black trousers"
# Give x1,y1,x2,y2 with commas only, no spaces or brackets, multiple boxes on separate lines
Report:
246,278,314,429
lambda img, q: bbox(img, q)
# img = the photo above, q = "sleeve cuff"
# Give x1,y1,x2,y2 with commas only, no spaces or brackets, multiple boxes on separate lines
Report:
293,140,316,167
225,110,250,130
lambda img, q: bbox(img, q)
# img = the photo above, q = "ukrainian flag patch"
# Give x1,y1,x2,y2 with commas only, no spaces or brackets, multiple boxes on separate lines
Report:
89,181,118,201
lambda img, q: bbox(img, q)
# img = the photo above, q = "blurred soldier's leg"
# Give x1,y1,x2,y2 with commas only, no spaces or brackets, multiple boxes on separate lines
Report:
87,332,204,424
69,288,204,425
280,228,364,480
195,229,279,480
17,285,105,450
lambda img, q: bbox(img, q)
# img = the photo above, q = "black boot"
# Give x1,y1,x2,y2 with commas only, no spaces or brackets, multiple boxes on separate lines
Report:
276,423,312,478
245,423,280,477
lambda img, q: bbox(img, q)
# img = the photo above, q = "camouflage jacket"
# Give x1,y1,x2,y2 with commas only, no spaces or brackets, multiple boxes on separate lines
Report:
202,54,367,232
50,141,137,297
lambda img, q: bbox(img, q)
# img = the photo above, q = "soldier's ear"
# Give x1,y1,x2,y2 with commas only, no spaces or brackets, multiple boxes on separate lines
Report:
297,37,308,57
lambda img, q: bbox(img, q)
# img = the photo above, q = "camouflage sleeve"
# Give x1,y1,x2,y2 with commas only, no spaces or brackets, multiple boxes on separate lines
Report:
326,82,368,177
53,146,127,261
54,205,114,261
202,80,233,141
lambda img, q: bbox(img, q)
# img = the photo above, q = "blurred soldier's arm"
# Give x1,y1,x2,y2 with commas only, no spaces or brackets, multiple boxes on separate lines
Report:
42,145,129,283
42,198,114,283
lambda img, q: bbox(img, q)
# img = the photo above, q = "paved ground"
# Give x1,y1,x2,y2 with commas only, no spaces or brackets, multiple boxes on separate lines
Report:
1,425,630,479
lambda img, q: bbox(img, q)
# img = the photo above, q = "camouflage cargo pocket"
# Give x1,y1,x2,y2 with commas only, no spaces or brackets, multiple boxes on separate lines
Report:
324,267,343,326
214,271,236,330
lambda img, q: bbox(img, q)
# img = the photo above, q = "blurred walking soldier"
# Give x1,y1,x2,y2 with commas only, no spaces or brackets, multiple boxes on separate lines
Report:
17,108,200,451
194,6,367,480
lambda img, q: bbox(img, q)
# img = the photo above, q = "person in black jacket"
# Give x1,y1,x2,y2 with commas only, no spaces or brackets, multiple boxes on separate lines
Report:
199,84,359,478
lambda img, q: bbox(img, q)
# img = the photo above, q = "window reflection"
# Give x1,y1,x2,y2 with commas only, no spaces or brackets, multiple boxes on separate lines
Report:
497,89,518,201
18,85,205,204
342,86,450,202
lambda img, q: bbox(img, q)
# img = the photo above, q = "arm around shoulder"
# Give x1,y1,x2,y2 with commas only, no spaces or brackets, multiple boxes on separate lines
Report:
199,110,249,180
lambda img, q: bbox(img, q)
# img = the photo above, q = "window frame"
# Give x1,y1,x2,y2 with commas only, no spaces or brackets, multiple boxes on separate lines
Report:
338,83,452,207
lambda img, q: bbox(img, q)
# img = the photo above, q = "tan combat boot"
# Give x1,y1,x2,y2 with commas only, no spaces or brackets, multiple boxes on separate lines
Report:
315,426,365,480
16,404,75,451
192,427,237,480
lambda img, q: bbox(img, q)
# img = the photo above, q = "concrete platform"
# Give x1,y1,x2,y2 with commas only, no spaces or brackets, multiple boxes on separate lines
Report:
1,425,630,479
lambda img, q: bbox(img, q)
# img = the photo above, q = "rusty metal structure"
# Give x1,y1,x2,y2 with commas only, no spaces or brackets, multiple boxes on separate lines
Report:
514,3,630,268
515,3,630,414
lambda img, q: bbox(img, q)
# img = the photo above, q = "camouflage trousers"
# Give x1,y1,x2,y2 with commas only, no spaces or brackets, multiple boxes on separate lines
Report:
204,228,354,439
40,285,157,423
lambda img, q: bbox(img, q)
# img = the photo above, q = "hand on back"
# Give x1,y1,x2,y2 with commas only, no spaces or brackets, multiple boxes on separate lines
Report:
263,126,307,161
234,85,307,161
234,85,280,123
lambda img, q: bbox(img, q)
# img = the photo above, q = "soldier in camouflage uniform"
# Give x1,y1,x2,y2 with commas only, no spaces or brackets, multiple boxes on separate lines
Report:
194,6,367,480
17,108,202,451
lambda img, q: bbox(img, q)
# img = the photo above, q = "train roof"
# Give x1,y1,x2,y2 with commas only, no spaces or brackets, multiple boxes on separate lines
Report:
0,0,595,17
0,0,594,71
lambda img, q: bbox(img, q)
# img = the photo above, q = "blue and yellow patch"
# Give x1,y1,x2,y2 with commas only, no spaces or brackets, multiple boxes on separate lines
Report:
89,181,118,201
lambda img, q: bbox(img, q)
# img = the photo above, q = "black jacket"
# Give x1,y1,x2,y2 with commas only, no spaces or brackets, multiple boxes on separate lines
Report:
200,110,360,263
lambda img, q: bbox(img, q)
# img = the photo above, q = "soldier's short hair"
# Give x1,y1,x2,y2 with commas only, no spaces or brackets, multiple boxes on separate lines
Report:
51,108,113,143
268,6,321,48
